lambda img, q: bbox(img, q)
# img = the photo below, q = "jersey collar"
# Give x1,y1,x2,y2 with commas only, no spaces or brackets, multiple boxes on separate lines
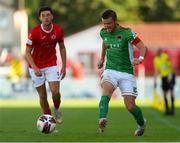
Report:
41,23,53,33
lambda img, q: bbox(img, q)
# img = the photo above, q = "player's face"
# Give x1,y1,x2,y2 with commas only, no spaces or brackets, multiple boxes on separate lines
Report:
39,11,53,26
102,17,116,33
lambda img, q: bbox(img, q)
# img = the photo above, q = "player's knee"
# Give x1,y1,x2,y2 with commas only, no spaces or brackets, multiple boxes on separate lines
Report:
102,88,113,95
126,104,135,112
52,90,60,97
102,82,114,95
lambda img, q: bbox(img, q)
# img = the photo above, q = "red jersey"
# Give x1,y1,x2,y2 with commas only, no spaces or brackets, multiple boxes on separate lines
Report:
26,23,64,68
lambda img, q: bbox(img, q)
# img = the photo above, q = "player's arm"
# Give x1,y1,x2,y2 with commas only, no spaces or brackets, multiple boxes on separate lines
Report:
132,37,147,65
25,47,42,76
97,42,107,69
25,30,42,76
59,42,66,80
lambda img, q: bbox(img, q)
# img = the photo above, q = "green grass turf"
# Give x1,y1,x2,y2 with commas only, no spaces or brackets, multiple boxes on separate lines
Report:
0,107,180,142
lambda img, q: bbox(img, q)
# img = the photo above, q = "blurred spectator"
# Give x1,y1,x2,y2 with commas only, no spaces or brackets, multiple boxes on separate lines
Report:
153,48,176,115
0,48,13,66
71,62,84,80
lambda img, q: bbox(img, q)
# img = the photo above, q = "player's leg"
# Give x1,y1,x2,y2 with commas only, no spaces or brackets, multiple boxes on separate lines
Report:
99,69,117,132
48,82,61,110
36,84,51,115
123,96,146,136
99,82,114,132
170,89,175,115
120,72,146,136
28,68,51,114
99,82,114,118
45,66,62,123
162,77,169,115
163,90,169,115
48,81,62,124
124,96,144,126
169,73,175,115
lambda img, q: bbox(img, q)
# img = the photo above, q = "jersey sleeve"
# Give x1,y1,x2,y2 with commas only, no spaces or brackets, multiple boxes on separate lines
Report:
126,28,137,43
99,28,105,39
26,29,36,48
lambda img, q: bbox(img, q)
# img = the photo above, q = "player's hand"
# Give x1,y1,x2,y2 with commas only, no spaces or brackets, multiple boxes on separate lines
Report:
60,67,66,80
133,58,142,65
97,58,104,69
33,66,42,76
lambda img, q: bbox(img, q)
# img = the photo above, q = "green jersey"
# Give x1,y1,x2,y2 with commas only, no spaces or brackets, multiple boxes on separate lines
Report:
100,26,136,74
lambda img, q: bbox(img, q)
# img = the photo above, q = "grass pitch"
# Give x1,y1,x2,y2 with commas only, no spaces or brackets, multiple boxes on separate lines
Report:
0,101,180,142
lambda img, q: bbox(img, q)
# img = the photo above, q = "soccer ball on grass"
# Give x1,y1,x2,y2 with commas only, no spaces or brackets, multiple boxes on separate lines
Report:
37,114,56,134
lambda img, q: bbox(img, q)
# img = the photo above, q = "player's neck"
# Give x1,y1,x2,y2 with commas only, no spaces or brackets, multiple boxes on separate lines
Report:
41,23,53,33
111,24,118,33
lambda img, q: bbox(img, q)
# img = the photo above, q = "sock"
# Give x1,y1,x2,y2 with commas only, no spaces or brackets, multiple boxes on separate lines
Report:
99,96,110,118
130,106,144,126
44,108,51,115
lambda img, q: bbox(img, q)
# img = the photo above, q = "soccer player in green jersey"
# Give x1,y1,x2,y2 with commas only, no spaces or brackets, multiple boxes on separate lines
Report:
97,9,147,136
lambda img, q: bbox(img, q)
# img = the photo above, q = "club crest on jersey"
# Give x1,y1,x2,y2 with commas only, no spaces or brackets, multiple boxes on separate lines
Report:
117,35,122,41
51,34,56,40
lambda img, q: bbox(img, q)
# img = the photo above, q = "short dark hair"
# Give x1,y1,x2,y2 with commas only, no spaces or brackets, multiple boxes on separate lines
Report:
38,6,53,16
102,9,117,21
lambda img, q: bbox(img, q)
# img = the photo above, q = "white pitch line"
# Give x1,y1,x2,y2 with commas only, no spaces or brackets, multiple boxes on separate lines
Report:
149,110,180,132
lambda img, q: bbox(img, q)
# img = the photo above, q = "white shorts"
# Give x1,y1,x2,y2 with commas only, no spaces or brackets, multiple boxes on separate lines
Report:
28,66,60,87
101,69,138,97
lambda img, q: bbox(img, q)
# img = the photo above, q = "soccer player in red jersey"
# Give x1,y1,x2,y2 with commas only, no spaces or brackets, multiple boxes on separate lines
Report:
25,6,66,124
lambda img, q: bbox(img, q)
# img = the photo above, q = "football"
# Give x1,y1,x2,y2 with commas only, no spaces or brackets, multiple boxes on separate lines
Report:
37,114,56,134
